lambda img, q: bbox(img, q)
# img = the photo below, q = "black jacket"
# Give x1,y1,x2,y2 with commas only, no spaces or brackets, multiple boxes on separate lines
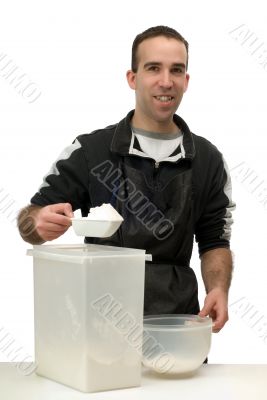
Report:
31,110,235,314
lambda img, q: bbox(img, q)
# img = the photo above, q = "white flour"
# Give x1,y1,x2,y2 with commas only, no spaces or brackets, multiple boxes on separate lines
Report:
87,203,123,221
143,356,200,374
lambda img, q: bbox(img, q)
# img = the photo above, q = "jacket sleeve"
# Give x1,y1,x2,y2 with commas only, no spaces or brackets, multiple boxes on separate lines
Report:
194,153,236,256
30,138,90,211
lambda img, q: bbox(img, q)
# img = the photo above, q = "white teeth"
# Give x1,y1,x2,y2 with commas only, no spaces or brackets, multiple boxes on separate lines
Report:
156,96,172,102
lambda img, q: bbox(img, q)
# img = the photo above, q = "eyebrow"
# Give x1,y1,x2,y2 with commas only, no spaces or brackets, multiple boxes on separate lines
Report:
143,62,186,69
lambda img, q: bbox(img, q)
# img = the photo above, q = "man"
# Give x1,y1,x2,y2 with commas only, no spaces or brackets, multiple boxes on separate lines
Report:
18,26,235,333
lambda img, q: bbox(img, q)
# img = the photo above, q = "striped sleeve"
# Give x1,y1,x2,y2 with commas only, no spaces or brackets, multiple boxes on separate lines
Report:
195,155,236,256
220,157,236,241
30,138,90,211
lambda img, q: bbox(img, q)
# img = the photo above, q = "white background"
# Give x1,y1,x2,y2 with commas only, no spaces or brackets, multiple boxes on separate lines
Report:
0,0,267,364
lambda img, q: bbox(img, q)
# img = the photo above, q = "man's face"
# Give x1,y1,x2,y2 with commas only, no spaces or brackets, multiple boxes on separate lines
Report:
127,36,189,128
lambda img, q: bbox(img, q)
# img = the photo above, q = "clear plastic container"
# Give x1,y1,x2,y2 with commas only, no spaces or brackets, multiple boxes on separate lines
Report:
27,244,146,392
142,314,212,375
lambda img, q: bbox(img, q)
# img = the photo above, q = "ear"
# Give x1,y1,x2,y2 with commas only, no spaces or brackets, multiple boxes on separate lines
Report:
126,70,136,90
183,73,190,93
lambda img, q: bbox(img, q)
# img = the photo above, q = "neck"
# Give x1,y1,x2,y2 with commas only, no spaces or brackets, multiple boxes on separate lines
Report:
131,112,179,134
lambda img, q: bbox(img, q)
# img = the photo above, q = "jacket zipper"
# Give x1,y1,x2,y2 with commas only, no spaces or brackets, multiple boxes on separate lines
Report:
153,161,160,188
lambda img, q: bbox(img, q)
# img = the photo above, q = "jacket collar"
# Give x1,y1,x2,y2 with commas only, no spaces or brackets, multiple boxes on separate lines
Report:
110,110,195,160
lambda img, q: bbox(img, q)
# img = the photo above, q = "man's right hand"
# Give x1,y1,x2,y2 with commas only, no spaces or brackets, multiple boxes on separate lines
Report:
18,203,74,244
34,203,74,242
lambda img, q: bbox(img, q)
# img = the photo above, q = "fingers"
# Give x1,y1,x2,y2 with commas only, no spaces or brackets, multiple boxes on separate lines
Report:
48,203,74,218
34,203,74,241
199,304,211,318
38,222,70,233
199,288,229,333
36,221,70,241
44,212,72,227
212,309,228,332
199,296,214,318
41,226,70,241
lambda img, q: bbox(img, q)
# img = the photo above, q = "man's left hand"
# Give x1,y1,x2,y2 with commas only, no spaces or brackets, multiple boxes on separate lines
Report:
198,288,228,333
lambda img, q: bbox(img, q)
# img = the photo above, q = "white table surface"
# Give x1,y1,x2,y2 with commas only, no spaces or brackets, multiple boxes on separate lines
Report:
0,363,266,400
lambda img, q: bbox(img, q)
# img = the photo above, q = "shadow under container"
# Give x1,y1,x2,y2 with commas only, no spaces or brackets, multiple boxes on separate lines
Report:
27,244,146,393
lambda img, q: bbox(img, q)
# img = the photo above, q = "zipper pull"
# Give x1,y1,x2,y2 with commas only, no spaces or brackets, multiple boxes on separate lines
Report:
155,161,160,169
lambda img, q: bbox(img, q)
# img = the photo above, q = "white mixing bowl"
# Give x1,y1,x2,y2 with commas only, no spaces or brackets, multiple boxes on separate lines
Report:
142,314,212,375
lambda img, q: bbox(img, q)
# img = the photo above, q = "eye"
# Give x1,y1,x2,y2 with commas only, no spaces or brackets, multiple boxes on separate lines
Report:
147,65,159,72
171,67,184,74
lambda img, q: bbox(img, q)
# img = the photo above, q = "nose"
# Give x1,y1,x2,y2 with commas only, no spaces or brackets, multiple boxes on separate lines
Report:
158,70,173,89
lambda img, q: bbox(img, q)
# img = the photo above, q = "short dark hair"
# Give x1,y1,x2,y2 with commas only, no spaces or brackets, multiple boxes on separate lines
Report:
131,25,189,72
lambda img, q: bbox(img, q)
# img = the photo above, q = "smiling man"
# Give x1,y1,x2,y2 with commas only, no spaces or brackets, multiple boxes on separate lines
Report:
18,26,235,334
127,34,189,132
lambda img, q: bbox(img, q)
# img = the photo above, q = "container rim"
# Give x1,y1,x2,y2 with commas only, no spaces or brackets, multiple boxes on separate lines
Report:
143,314,213,331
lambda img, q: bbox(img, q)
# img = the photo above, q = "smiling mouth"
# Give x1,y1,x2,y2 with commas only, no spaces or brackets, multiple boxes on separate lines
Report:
154,96,174,103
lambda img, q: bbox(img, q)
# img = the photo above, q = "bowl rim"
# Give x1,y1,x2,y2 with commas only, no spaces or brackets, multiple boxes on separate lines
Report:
143,314,213,331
